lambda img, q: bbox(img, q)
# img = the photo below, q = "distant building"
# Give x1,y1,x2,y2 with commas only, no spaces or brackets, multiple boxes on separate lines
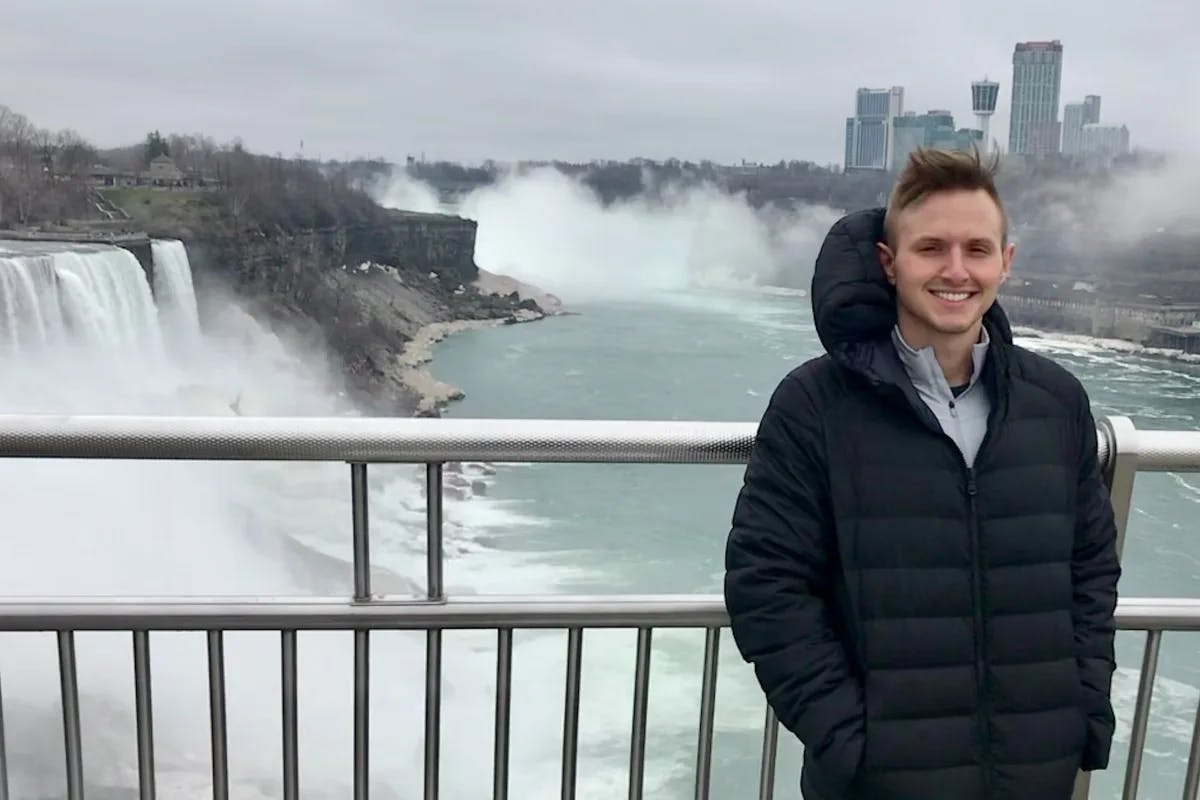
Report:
1009,40,1063,156
145,155,183,185
1081,124,1131,162
845,86,904,170
970,79,1000,154
1062,95,1101,156
891,111,983,170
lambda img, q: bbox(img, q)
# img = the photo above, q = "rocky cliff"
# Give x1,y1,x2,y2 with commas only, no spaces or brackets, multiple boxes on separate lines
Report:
117,193,542,414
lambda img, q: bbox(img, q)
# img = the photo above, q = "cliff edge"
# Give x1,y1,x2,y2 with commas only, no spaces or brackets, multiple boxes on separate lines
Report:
108,189,549,414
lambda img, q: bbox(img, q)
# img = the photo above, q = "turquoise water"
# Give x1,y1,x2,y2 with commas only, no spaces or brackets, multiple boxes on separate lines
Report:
431,289,1200,799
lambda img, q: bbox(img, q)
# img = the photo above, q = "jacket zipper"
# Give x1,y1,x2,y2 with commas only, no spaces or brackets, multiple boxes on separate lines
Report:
880,376,1003,795
966,467,991,798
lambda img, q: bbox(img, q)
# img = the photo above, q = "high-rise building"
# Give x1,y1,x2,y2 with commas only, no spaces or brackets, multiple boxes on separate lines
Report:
1065,93,1099,155
891,111,984,170
1062,102,1086,155
970,79,1000,154
1081,124,1130,162
844,86,904,170
1008,40,1063,156
1063,94,1104,156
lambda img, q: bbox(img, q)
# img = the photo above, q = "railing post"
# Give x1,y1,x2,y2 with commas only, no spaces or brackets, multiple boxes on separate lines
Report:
207,631,229,800
425,462,444,800
350,462,370,800
628,627,652,800
58,631,84,800
694,627,720,800
493,628,514,800
562,627,584,800
1098,415,1139,560
1123,630,1163,800
758,706,778,800
1076,417,1139,800
133,631,156,800
0,671,8,800
426,463,445,601
1182,694,1200,800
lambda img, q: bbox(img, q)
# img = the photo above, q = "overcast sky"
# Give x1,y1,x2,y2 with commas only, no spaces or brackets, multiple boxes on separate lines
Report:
2,0,1195,166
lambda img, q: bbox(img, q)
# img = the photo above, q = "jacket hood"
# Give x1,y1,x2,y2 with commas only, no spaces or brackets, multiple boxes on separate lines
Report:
809,207,1013,369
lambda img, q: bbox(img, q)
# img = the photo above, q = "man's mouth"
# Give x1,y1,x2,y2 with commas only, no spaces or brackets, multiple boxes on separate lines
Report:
930,290,975,303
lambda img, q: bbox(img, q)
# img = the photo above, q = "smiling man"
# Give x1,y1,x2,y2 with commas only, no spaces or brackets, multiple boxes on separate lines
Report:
724,148,1121,799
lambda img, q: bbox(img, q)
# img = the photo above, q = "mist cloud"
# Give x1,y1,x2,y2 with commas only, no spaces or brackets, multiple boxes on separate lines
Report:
379,168,842,301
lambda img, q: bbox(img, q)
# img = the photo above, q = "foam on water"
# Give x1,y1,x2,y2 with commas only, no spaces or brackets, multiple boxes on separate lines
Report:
0,239,728,798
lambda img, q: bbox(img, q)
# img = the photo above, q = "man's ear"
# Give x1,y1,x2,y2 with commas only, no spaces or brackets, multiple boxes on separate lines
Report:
876,242,897,285
1001,241,1015,283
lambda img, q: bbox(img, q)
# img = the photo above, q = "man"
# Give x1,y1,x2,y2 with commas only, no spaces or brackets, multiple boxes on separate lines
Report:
724,148,1120,800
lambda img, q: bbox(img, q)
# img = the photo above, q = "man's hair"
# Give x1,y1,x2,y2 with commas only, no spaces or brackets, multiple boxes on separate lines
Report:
883,147,1007,245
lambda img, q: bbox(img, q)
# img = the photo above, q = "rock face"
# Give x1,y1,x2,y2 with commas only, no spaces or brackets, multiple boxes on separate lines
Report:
161,213,541,414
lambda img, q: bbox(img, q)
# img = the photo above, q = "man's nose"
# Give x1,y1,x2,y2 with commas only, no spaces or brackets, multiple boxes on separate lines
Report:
942,247,969,281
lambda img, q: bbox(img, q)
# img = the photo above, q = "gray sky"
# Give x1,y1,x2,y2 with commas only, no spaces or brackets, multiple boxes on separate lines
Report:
2,0,1195,165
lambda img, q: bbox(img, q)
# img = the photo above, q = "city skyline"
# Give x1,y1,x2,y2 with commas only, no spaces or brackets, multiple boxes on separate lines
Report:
1,1,1192,166
844,38,1134,169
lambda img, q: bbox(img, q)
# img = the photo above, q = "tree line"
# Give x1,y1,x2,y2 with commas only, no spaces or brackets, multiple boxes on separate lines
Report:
0,105,391,232
0,105,97,225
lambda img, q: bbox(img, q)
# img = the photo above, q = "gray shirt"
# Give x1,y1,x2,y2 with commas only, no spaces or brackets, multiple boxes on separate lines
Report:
891,325,991,467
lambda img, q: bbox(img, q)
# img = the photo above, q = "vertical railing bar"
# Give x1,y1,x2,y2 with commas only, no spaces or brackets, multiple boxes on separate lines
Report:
426,463,445,601
351,461,372,600
282,630,299,800
628,627,653,800
207,630,229,800
694,627,721,800
425,629,442,800
354,630,369,800
351,461,371,800
562,627,584,800
58,631,84,800
133,630,157,800
0,669,9,800
1098,416,1139,560
1123,629,1163,800
425,461,444,800
757,705,779,800
1181,693,1200,800
493,628,513,800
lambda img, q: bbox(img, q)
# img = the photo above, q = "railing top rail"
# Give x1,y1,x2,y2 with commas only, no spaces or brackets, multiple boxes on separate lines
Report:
0,414,757,464
0,413,1195,471
0,595,1191,632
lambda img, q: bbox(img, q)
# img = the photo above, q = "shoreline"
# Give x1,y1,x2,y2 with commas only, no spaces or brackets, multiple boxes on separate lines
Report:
396,309,545,416
1013,325,1200,364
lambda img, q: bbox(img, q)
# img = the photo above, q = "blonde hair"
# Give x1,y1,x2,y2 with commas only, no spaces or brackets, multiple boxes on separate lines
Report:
884,147,1007,245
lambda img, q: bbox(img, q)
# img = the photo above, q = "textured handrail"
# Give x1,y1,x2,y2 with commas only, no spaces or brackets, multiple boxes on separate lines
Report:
1136,429,1200,472
0,595,1191,631
0,413,1193,469
0,414,757,464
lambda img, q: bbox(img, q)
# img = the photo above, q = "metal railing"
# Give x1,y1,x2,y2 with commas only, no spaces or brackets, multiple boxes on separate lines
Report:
0,413,1197,800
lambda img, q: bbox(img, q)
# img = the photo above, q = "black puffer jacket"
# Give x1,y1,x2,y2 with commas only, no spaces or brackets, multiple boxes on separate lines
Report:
724,208,1120,799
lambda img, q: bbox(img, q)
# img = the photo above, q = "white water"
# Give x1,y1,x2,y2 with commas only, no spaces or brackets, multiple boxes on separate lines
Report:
0,240,662,798
0,243,163,359
151,239,202,346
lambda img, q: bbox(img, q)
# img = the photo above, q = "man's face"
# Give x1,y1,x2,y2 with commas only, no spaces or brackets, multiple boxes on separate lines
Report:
876,188,1014,346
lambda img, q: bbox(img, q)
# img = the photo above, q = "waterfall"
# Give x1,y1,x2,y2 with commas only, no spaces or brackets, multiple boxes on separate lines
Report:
151,238,202,342
0,243,163,358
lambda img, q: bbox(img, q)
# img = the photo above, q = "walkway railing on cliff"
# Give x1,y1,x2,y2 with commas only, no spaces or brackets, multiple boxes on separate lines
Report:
0,414,1196,800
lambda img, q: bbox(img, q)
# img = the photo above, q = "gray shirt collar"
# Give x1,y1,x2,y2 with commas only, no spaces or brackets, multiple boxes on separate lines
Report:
891,324,990,396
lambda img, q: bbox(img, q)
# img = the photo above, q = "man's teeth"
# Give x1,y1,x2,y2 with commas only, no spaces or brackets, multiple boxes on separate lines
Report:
933,291,970,301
